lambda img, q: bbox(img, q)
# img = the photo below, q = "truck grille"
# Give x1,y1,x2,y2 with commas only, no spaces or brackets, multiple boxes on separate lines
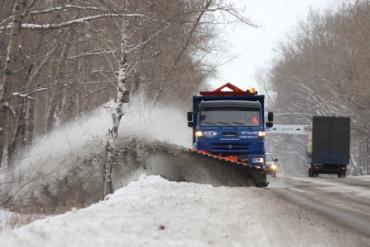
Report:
222,131,238,138
210,142,249,153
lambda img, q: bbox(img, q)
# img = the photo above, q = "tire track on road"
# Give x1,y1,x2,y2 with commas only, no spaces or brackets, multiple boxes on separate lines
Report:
270,177,370,238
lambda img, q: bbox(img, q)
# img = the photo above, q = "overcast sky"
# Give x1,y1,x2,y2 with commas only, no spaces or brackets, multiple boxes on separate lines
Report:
211,0,351,90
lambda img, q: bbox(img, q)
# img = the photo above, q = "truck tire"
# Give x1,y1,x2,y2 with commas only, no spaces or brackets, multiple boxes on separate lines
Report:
309,167,318,177
338,170,346,178
255,182,269,187
251,168,268,187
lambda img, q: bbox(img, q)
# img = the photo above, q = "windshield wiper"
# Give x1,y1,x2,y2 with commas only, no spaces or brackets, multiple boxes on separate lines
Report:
230,121,247,126
202,121,228,126
202,121,241,128
216,121,239,129
201,121,219,126
216,121,229,125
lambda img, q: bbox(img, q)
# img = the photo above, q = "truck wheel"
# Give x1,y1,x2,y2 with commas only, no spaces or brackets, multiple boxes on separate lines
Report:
251,168,268,187
338,171,346,178
255,182,269,187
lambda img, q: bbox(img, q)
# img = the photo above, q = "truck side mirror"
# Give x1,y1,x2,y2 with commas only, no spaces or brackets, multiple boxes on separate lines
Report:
188,122,193,128
266,112,274,128
187,112,193,122
268,112,274,122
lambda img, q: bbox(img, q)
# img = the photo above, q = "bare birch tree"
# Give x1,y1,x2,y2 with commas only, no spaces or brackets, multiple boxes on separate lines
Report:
104,8,130,196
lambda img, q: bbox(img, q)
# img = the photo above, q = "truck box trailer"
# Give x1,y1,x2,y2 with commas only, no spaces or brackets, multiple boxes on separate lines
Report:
308,116,350,178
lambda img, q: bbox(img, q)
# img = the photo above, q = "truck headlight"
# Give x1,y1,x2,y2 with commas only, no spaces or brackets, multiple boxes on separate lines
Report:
203,131,217,137
271,164,277,170
252,157,264,163
195,130,203,137
257,131,266,137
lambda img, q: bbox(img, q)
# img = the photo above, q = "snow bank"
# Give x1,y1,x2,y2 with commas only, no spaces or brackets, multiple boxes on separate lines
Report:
1,175,367,247
0,210,12,230
0,209,43,232
0,175,269,247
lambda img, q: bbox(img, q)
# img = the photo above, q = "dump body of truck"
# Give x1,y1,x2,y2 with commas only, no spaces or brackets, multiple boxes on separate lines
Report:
308,116,350,177
187,83,274,186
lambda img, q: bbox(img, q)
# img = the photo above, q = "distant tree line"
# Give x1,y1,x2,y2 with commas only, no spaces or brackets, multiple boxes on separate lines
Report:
266,0,370,174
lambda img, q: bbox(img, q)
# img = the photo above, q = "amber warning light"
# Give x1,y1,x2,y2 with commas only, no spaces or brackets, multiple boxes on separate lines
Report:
200,83,258,96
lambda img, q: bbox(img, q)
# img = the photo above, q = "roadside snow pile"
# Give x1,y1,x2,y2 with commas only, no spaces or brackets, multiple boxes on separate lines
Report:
0,209,43,232
1,176,368,247
0,175,269,247
0,210,12,230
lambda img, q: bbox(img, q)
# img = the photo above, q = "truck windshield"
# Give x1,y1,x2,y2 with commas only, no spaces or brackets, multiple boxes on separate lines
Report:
200,109,260,127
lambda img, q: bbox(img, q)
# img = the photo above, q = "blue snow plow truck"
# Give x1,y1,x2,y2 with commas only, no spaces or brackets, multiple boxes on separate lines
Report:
187,83,274,187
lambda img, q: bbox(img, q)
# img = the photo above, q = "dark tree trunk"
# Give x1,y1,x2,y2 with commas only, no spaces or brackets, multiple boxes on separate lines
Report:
25,98,34,145
7,97,27,165
0,0,27,167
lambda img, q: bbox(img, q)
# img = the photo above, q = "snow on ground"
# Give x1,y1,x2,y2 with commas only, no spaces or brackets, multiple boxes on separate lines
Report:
0,209,44,232
0,209,11,230
0,175,368,247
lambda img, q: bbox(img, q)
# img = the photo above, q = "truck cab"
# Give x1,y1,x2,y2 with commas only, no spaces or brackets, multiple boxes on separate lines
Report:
187,83,273,170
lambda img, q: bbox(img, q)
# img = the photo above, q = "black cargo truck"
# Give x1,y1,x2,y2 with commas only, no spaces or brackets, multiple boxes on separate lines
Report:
308,116,350,178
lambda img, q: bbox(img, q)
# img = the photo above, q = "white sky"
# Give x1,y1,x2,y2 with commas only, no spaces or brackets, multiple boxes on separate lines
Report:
211,0,351,90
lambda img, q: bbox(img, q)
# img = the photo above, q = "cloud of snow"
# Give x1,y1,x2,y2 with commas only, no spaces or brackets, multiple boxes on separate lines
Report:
122,95,192,147
3,94,191,201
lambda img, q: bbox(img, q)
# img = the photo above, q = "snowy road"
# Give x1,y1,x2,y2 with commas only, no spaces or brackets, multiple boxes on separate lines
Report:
269,176,370,238
1,175,370,247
